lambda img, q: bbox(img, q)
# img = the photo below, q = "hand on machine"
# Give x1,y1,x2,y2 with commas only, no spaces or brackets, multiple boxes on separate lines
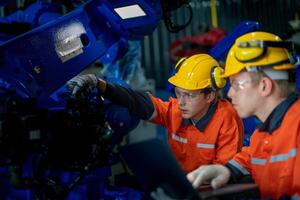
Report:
67,74,100,96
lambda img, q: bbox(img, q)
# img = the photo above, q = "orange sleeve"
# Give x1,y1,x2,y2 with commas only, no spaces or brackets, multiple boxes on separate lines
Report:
149,95,171,127
230,146,252,173
213,109,244,164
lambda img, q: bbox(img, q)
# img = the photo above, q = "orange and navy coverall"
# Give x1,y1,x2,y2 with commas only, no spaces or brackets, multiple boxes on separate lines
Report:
103,83,244,173
226,93,300,199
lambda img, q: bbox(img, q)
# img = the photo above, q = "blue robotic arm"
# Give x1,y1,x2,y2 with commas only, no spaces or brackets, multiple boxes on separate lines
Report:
0,1,190,198
0,0,162,107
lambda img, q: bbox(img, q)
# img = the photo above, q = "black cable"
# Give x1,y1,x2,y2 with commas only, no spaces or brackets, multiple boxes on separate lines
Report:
163,2,193,33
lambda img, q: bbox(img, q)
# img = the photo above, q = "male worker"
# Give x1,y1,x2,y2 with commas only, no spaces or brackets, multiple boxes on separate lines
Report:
187,32,300,199
67,54,243,173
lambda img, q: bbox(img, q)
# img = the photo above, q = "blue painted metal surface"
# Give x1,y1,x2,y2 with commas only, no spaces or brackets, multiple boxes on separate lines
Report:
0,2,61,43
0,1,163,199
5,2,61,26
0,0,162,108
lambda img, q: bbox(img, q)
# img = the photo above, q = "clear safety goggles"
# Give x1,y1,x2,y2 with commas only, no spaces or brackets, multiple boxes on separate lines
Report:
174,87,213,101
229,79,254,91
174,89,203,101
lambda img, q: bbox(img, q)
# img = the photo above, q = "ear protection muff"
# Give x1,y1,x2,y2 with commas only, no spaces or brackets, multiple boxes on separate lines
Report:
210,66,227,90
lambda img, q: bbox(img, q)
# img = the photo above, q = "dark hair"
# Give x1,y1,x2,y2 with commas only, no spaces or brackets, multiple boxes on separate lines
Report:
201,87,214,95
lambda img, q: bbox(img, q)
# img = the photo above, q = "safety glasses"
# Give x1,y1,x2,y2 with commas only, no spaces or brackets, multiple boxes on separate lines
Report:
174,87,213,101
229,79,254,91
174,89,203,101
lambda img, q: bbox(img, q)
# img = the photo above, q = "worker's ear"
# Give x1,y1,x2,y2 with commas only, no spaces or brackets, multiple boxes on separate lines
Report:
205,91,216,103
260,77,273,97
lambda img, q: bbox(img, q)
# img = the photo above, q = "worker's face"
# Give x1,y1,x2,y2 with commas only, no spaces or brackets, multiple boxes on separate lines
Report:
175,87,215,120
227,72,260,118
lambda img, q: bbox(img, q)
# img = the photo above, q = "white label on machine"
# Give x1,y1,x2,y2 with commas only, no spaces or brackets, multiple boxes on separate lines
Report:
114,4,146,19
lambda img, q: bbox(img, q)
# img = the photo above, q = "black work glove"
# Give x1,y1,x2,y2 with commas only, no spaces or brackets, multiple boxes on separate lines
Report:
67,74,99,96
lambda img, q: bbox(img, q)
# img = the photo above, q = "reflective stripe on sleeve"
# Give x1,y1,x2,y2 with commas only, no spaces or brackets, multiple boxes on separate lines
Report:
270,148,297,163
251,158,267,165
196,143,215,149
172,133,187,143
228,160,250,175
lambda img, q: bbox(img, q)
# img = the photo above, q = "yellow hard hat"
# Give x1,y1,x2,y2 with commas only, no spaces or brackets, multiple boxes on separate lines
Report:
168,54,225,90
223,31,295,78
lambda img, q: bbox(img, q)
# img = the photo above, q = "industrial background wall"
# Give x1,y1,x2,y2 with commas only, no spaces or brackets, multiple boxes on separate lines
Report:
142,0,300,87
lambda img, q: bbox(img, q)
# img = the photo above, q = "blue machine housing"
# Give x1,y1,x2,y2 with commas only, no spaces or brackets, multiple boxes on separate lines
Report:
0,1,163,199
5,2,61,27
0,0,162,108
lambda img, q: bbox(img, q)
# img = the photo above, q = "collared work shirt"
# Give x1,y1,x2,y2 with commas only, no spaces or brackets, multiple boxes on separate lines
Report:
150,96,243,173
228,94,300,199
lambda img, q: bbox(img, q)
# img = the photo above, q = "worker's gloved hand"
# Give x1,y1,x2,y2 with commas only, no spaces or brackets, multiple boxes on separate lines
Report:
67,74,99,96
186,164,230,189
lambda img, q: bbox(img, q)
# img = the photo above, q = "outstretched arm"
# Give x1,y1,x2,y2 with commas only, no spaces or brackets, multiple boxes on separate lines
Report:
67,74,155,120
